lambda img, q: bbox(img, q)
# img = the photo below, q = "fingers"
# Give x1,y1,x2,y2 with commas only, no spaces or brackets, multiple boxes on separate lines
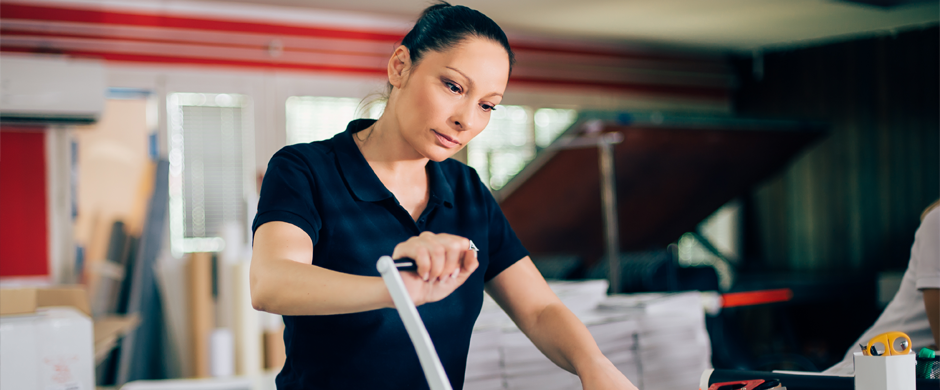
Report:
392,233,473,282
426,234,445,281
392,240,423,278
459,249,479,279
442,236,467,280
414,247,432,281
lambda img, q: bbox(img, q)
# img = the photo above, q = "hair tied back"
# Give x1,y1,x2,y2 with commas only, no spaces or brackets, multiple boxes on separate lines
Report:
401,1,515,73
419,1,453,19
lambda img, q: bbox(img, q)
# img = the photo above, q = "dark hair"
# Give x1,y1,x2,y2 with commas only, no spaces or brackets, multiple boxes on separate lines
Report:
402,2,514,75
361,2,513,118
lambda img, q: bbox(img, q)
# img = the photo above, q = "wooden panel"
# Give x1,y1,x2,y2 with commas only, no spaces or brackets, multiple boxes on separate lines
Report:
735,26,940,272
188,252,214,378
500,121,822,264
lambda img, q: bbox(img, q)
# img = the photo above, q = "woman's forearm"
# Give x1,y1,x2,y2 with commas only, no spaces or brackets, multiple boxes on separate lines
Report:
522,302,608,375
486,259,637,389
250,257,392,316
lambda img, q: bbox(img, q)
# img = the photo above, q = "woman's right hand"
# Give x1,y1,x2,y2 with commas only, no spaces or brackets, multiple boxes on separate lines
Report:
391,232,480,306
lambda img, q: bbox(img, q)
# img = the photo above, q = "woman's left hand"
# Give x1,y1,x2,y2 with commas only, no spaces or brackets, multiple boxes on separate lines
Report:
578,361,638,390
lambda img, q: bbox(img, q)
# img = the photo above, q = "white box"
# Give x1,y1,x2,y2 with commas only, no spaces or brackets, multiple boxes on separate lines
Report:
853,351,916,390
0,307,94,390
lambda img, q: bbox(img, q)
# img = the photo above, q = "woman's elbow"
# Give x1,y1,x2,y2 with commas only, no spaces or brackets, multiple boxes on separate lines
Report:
249,269,274,312
250,290,268,312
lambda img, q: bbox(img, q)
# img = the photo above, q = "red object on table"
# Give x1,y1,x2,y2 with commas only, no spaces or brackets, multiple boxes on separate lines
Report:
721,288,793,308
708,379,775,390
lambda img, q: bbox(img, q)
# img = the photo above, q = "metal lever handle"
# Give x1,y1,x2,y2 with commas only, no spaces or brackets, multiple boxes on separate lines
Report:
376,256,452,390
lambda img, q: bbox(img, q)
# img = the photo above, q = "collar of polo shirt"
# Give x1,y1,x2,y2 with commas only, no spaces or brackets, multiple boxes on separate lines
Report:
333,119,455,208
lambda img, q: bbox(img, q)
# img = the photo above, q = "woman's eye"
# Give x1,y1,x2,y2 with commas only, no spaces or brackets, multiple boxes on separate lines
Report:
445,81,461,94
481,104,496,112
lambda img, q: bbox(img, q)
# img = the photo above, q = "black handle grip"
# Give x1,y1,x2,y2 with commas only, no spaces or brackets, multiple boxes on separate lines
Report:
393,258,418,272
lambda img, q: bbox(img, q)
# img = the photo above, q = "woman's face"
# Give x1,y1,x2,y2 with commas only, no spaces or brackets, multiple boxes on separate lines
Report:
390,37,510,162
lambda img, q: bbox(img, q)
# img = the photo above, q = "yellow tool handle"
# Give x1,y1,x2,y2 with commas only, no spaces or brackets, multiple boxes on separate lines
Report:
863,331,912,356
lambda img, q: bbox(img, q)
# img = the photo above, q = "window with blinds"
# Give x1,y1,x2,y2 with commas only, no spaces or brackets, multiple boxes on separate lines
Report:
167,93,251,256
286,96,384,144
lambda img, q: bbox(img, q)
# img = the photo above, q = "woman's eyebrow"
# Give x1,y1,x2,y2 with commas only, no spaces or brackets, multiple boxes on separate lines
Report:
446,66,503,98
446,66,474,88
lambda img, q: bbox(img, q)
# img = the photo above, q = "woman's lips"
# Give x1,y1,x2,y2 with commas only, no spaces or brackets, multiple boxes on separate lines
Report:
432,129,460,149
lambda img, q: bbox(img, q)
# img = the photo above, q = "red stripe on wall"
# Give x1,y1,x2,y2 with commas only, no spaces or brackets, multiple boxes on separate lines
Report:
0,46,727,101
0,3,725,67
0,3,732,101
510,77,729,101
0,129,49,278
0,45,387,76
512,42,721,66
0,3,406,42
0,29,391,58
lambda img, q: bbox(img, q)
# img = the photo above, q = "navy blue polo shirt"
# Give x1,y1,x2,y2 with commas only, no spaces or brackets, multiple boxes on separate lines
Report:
252,119,529,390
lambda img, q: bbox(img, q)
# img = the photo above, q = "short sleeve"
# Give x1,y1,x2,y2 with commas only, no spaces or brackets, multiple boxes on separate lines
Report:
914,207,940,290
480,178,530,282
252,147,322,246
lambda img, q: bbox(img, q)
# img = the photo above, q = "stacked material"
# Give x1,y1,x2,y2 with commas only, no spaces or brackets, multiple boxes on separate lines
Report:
599,292,713,390
501,327,580,390
465,280,711,390
464,328,502,390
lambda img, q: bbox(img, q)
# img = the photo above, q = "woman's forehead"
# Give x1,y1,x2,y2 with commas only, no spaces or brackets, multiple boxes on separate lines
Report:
420,38,510,90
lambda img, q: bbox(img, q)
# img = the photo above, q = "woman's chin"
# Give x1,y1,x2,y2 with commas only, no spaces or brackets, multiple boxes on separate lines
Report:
427,152,455,163
422,146,461,162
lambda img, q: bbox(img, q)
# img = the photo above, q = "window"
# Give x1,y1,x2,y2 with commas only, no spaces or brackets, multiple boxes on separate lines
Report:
534,108,578,149
284,98,577,192
286,96,384,144
167,93,253,256
466,105,532,190
467,106,578,190
677,200,742,291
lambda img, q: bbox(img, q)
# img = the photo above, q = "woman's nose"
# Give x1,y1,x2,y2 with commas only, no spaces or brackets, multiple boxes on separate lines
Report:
451,102,474,131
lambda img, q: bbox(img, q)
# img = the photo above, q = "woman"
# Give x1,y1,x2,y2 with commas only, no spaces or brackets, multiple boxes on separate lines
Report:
249,3,637,389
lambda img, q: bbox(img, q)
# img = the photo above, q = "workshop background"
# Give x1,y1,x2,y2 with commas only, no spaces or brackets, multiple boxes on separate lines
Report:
0,0,937,389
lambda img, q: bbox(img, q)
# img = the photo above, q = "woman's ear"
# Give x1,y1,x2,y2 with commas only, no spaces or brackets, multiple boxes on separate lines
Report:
388,45,411,89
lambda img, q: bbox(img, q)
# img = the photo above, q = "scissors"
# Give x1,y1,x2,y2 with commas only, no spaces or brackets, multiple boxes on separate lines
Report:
393,240,479,272
708,379,785,390
862,331,911,356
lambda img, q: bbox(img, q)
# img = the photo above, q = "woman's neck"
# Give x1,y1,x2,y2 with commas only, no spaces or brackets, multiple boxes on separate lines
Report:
354,112,428,180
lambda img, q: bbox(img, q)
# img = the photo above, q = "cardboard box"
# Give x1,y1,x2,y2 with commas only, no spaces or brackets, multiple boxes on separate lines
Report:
264,328,286,370
93,315,140,365
0,285,91,316
0,286,139,365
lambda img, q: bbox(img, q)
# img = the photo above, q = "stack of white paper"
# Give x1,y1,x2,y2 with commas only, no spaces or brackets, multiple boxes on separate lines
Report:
464,282,711,390
464,329,502,390
587,319,641,383
502,328,581,390
599,292,712,390
547,280,610,315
